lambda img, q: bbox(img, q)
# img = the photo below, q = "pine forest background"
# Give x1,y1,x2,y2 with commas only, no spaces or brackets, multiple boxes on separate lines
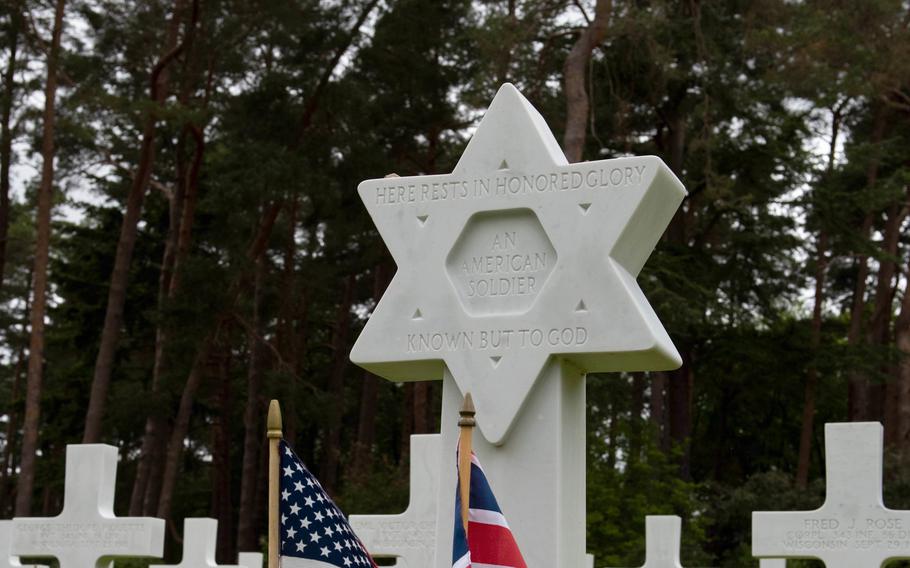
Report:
1,0,910,566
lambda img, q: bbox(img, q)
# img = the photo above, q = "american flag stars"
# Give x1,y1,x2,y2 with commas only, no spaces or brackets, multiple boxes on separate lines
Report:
279,440,377,567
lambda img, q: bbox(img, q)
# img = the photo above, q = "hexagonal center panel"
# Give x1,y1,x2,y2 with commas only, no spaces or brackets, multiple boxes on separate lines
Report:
446,208,557,317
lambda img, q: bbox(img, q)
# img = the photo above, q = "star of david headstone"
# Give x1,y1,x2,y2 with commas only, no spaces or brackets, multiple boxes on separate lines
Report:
753,422,910,568
11,444,164,568
351,83,685,444
150,518,241,568
350,434,440,567
351,83,684,567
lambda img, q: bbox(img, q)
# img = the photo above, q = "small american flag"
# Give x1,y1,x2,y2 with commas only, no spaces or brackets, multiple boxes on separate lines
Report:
452,446,527,568
279,440,377,568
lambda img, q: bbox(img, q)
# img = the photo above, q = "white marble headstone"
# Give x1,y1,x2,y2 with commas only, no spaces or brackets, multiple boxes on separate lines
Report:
352,83,684,445
11,444,164,568
150,518,241,568
753,422,910,568
350,84,685,568
0,521,42,568
237,551,262,568
350,434,440,567
610,515,714,568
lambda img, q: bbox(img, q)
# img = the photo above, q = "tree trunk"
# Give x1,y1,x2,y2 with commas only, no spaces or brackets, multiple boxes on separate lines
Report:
796,229,828,488
138,125,205,517
130,125,205,516
0,2,22,292
16,0,65,517
795,104,844,486
868,201,902,430
629,372,645,466
319,274,356,494
0,271,30,516
157,202,281,522
606,397,618,470
667,352,693,479
650,371,669,452
562,0,611,163
413,382,430,434
129,129,188,516
847,211,875,422
848,107,888,421
237,258,264,551
0,343,25,516
399,383,414,466
662,107,691,476
893,252,910,452
278,198,299,446
210,347,234,563
351,263,391,480
82,0,193,444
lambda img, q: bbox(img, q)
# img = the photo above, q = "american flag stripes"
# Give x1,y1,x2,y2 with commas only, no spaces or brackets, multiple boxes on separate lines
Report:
452,448,527,568
279,440,377,568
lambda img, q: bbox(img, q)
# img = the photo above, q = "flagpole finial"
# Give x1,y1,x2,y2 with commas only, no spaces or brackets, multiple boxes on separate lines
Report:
267,399,283,439
458,392,476,427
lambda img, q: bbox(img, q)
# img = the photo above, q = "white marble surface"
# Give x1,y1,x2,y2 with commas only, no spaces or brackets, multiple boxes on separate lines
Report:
11,444,164,568
350,83,685,568
753,422,910,568
0,521,43,568
150,518,240,568
350,435,440,567
237,551,262,568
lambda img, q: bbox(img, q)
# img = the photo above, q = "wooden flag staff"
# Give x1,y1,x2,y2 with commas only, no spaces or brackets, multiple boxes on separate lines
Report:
267,400,282,568
458,393,476,534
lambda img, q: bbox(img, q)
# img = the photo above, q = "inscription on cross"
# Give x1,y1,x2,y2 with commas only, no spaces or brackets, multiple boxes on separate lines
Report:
150,518,241,568
349,434,440,567
753,422,910,567
0,521,42,568
11,444,164,568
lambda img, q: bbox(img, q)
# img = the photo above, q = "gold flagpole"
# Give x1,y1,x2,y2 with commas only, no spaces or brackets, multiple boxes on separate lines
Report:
458,393,476,534
267,400,283,568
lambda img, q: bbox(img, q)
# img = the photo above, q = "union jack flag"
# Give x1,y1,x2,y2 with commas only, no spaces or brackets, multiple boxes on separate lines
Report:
279,440,378,568
452,447,527,568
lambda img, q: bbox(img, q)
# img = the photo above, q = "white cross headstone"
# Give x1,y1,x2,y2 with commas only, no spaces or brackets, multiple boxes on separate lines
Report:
151,518,240,568
350,83,685,567
609,515,712,568
0,521,43,568
237,552,262,568
11,444,164,568
753,422,910,567
350,434,440,567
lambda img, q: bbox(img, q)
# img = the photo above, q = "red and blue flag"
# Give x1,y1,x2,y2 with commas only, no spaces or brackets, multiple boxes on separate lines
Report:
453,449,527,568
